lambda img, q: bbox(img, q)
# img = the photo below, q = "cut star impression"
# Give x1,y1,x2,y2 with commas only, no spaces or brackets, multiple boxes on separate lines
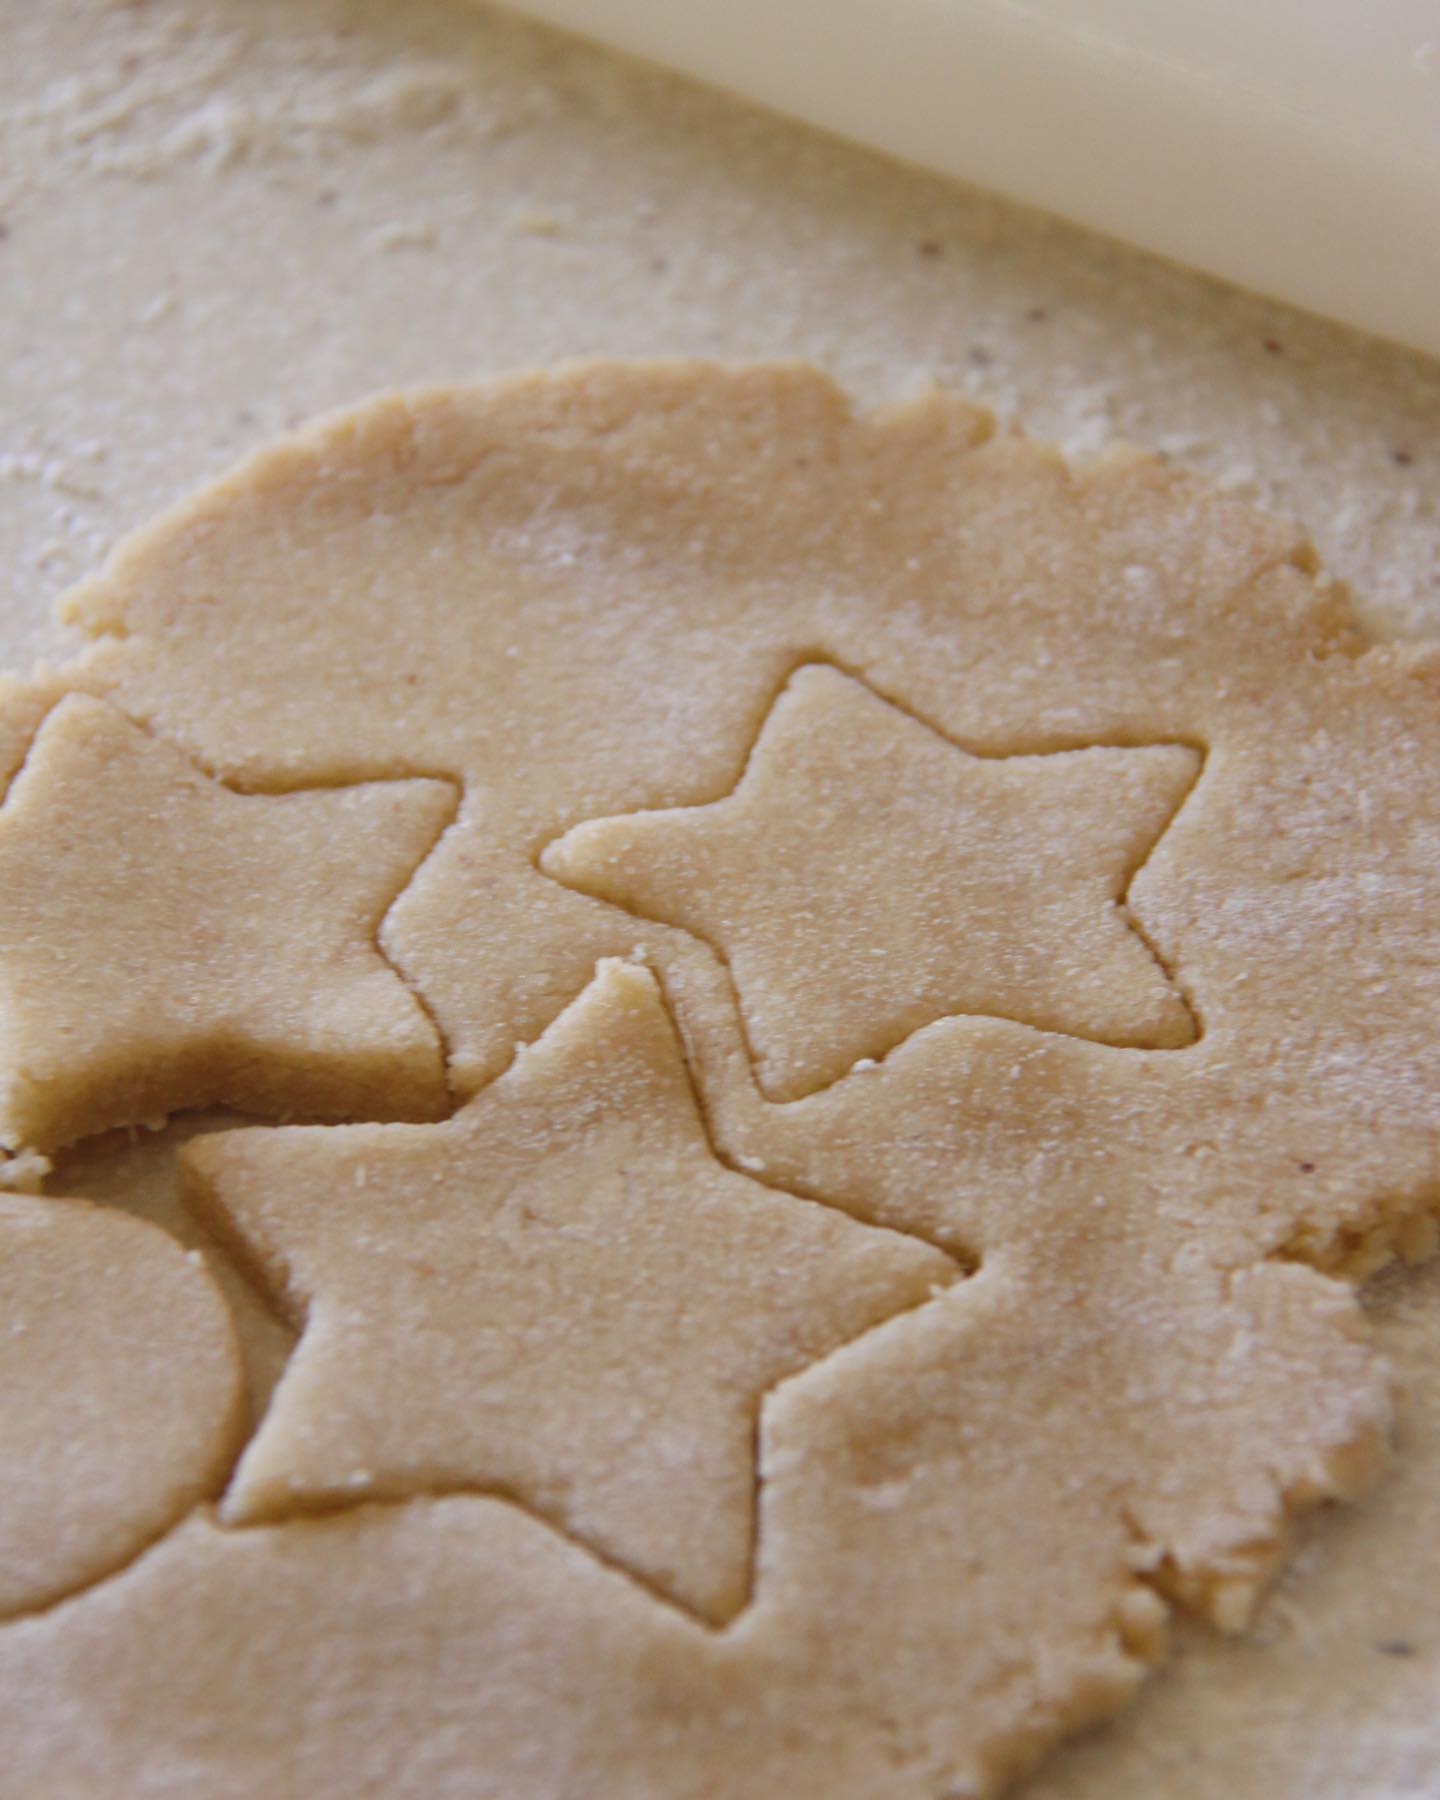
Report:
184,958,954,1623
0,695,456,1150
543,664,1200,1100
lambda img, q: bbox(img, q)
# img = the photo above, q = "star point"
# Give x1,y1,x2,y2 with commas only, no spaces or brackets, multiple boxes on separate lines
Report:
542,665,1199,1099
0,695,455,1149
184,958,953,1622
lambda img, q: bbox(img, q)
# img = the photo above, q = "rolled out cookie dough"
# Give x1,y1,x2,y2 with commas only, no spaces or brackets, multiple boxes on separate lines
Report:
0,694,456,1151
187,958,954,1623
2,362,1438,1799
0,1196,244,1618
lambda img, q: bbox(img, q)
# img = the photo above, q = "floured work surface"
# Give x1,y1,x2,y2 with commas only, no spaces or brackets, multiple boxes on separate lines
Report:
3,5,1440,1797
0,360,1437,1797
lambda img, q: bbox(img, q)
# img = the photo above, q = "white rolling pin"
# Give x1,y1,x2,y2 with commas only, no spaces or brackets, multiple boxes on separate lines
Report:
496,0,1440,361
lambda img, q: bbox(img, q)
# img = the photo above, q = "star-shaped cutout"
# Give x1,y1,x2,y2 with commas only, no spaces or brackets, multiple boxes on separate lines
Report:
0,696,455,1150
542,664,1199,1099
184,959,953,1622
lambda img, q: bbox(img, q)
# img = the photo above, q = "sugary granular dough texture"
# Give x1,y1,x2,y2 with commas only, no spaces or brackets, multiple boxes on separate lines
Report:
185,959,953,1622
543,663,1201,1097
1,361,1437,1797
0,1195,245,1618
0,693,457,1150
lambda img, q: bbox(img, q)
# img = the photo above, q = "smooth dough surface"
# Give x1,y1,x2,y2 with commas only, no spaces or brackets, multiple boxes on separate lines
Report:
187,958,952,1622
2,361,1438,1797
0,694,456,1150
0,1195,244,1617
543,663,1200,1096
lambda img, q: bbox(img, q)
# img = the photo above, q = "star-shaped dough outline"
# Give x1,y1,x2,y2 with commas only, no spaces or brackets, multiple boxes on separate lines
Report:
542,664,1201,1099
183,958,956,1623
0,695,457,1149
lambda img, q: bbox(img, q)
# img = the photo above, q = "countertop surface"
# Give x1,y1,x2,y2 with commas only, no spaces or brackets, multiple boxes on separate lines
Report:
2,4,1438,1794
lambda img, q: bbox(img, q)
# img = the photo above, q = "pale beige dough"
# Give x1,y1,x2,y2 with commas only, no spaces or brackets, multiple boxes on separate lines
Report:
0,362,1436,1797
0,1235,1388,1800
186,958,953,1621
6,3,1440,1791
0,1194,244,1617
543,662,1199,1097
49,1112,300,1420
0,693,456,1150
